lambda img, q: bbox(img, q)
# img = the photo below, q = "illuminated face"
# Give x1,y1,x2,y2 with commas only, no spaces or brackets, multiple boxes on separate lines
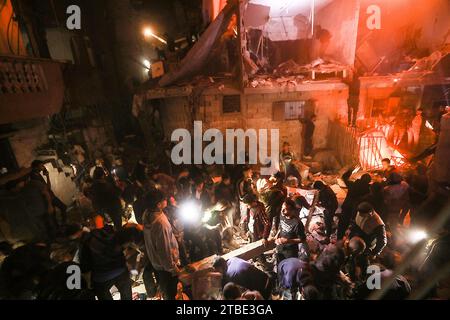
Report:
158,199,168,210
281,203,294,218
382,161,390,170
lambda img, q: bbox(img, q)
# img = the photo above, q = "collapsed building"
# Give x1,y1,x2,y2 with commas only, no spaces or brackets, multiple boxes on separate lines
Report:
134,0,450,176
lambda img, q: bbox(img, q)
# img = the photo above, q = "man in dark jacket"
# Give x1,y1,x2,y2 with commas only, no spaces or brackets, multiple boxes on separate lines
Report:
349,202,387,258
277,258,309,300
237,166,257,236
313,181,338,240
262,173,287,235
86,167,123,230
79,223,131,300
213,257,273,300
337,168,372,240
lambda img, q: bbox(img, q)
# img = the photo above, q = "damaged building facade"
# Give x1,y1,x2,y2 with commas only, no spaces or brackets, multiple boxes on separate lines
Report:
135,0,450,177
0,0,138,241
135,0,360,171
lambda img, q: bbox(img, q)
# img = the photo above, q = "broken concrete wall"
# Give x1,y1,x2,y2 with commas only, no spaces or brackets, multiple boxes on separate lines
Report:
357,0,450,73
156,82,348,159
8,119,50,168
315,0,360,65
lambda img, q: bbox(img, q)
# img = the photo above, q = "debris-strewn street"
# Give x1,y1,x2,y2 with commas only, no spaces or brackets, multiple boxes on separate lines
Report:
0,0,449,302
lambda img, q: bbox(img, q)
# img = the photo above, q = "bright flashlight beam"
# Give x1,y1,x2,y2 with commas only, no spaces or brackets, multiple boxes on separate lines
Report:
179,201,202,224
425,121,434,130
408,229,428,244
143,28,167,44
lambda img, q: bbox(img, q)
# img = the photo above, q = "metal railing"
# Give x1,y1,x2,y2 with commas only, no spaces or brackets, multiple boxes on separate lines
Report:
329,122,401,171
359,134,384,171
329,122,360,167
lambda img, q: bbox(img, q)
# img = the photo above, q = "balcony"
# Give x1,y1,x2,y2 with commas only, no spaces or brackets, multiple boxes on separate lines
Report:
0,55,65,124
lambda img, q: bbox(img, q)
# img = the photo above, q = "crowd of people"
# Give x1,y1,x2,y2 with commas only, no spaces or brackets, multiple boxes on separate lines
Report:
0,143,449,301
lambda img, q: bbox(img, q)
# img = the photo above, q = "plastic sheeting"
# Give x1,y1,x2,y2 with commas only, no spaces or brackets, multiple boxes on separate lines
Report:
159,3,234,87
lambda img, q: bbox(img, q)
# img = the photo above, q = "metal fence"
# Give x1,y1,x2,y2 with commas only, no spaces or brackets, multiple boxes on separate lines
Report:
328,122,360,168
329,122,400,171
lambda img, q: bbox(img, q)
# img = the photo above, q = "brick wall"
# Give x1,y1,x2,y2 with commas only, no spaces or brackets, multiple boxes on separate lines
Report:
156,83,349,160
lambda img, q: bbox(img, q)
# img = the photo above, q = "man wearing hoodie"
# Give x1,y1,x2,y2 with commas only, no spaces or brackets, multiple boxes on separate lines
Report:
142,189,180,300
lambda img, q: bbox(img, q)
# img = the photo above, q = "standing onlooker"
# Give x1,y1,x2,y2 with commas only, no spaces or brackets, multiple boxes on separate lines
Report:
408,108,424,150
383,173,410,229
30,160,67,228
21,175,54,242
337,168,372,240
85,167,123,230
142,190,180,300
79,221,132,300
313,181,338,240
274,199,307,263
237,166,257,236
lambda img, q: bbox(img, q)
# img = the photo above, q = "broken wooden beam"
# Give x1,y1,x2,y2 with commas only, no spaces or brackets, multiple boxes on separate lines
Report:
178,239,276,285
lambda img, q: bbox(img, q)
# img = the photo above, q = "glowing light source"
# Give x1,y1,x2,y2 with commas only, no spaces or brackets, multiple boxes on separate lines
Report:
143,59,151,69
407,229,428,244
143,27,167,44
425,121,434,130
179,201,202,224
143,27,153,37
202,210,213,223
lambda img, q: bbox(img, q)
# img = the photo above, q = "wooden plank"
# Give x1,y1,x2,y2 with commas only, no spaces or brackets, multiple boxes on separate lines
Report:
222,239,276,261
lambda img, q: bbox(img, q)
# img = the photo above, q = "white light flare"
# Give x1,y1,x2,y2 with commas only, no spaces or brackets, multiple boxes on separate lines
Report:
143,59,151,70
408,229,428,244
179,201,202,224
143,27,167,44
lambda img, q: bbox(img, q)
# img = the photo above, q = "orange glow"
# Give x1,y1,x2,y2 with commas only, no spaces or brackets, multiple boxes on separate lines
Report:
359,127,405,170
94,215,105,229
0,0,26,55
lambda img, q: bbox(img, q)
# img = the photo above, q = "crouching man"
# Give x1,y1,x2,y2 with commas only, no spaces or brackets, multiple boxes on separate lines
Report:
213,257,273,300
348,202,387,259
